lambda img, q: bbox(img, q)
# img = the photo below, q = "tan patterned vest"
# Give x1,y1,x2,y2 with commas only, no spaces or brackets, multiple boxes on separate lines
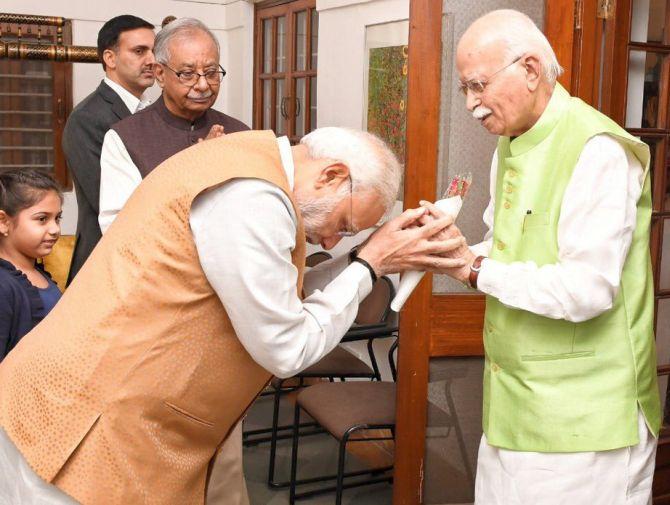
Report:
0,130,306,505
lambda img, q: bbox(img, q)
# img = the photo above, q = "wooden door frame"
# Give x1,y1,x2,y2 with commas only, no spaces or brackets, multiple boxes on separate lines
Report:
394,1,582,502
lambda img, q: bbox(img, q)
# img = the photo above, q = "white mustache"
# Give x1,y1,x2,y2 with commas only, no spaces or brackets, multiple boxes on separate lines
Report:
188,92,213,99
472,106,493,120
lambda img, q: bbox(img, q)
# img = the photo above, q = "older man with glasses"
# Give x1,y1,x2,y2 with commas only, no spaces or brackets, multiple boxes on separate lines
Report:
98,17,249,234
429,9,661,504
96,17,250,505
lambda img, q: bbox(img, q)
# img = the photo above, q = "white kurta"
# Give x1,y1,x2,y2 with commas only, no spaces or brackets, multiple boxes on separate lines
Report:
472,134,657,505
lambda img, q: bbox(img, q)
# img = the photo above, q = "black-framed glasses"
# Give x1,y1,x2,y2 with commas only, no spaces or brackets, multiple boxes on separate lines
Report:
337,175,357,237
457,54,524,96
162,64,226,87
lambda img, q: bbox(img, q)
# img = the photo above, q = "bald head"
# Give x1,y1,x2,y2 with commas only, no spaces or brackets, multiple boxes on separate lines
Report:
456,9,560,137
458,10,562,84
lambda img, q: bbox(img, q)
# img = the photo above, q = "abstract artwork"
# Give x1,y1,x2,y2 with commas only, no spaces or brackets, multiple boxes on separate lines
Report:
366,45,408,164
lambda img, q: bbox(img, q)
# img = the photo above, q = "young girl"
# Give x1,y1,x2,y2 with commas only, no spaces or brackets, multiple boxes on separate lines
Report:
0,169,63,361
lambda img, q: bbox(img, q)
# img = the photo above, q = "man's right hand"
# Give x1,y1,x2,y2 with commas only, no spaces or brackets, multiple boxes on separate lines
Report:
199,124,226,142
357,207,467,277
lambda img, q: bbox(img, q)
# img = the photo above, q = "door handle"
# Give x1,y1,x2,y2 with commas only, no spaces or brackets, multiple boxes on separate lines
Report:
294,97,301,118
280,97,289,119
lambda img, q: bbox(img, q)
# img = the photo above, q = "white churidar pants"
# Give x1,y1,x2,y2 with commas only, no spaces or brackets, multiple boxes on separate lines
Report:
475,410,657,505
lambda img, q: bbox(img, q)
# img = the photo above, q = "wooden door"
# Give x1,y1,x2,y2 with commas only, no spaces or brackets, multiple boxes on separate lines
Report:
253,0,318,143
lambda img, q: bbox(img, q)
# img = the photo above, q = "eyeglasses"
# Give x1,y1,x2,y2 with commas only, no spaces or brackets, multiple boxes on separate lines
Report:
162,64,226,87
457,55,523,96
337,175,357,237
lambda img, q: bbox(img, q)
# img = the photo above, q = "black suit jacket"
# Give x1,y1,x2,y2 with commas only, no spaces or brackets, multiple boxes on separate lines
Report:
62,80,132,286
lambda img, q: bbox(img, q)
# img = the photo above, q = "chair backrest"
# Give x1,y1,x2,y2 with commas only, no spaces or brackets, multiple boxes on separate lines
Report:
354,276,395,325
305,251,332,267
40,234,76,292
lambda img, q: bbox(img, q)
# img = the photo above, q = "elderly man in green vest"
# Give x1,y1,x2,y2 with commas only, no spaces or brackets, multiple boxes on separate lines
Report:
428,9,662,504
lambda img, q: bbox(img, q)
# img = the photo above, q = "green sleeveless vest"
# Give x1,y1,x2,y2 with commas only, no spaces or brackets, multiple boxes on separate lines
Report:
483,83,661,452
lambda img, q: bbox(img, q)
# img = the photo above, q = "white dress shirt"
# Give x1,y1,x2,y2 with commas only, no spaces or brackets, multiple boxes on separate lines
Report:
103,76,151,113
98,79,152,233
101,135,373,378
98,129,141,233
473,134,644,323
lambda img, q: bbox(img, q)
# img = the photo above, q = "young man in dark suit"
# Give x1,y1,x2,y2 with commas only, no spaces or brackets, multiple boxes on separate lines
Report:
62,15,155,285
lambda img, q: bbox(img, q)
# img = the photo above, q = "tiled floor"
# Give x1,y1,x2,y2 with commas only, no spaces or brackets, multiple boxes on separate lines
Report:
243,393,393,505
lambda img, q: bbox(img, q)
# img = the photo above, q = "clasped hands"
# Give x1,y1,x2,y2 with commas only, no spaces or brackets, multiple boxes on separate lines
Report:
358,202,476,283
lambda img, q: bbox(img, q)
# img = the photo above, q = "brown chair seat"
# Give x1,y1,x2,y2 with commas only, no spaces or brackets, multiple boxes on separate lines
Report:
270,346,373,388
301,346,373,376
297,381,396,440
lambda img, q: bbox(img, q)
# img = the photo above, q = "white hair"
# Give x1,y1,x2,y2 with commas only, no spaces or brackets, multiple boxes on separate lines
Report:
300,127,402,213
475,9,563,83
154,18,219,65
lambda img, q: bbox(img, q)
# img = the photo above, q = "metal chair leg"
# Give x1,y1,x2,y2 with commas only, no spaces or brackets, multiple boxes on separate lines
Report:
267,379,284,486
367,338,381,380
288,402,301,505
335,433,349,505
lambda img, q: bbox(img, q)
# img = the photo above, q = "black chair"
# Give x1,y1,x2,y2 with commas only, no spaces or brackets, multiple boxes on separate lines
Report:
288,341,399,504
288,343,474,504
243,251,333,444
243,275,397,489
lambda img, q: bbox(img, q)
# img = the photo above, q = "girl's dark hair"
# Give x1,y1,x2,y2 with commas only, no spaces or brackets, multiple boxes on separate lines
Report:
0,169,63,217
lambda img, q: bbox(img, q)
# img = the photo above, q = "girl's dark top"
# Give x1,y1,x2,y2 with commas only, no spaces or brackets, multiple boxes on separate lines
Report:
0,258,61,361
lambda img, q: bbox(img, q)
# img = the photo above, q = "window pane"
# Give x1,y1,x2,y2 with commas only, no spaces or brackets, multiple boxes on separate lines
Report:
263,80,271,129
661,219,670,291
640,136,663,211
625,51,663,129
311,9,318,69
0,59,55,174
276,17,286,73
295,11,307,71
276,79,286,135
310,77,317,132
263,19,272,74
295,78,306,137
631,0,667,43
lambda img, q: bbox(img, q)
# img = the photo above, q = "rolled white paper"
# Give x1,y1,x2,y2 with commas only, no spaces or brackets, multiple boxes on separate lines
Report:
390,196,463,312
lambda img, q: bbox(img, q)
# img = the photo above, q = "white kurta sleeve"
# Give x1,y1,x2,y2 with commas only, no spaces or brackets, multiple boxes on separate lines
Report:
477,134,644,322
470,150,498,258
189,179,373,378
98,129,142,235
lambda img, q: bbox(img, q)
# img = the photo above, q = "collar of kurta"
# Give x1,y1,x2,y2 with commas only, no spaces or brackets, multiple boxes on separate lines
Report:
154,94,212,131
507,82,571,157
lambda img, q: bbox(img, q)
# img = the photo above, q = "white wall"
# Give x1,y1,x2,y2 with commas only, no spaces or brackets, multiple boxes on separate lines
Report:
2,0,255,233
316,0,409,131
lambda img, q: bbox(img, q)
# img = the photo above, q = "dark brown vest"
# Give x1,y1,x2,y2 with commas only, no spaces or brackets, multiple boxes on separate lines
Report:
111,95,250,177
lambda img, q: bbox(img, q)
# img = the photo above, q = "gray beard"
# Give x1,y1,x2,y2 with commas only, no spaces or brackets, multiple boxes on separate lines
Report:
295,186,349,240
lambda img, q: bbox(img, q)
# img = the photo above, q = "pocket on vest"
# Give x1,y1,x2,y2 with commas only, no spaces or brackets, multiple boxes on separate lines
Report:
164,401,215,428
521,350,595,361
522,212,549,231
